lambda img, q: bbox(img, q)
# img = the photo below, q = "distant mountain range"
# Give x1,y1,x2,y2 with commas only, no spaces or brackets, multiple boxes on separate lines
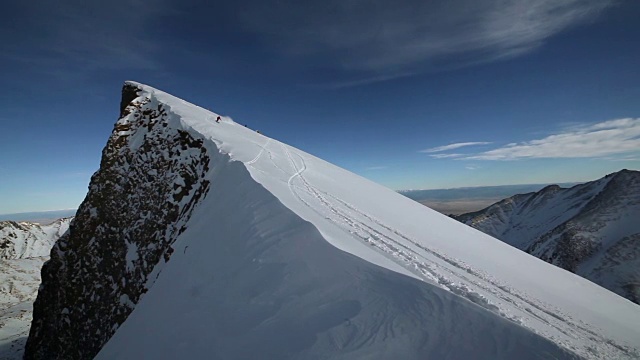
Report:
455,169,640,304
399,183,579,202
399,183,580,215
0,209,77,223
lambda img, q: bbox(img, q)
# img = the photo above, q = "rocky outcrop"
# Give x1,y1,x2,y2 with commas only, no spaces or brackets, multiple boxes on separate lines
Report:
455,169,640,304
24,83,212,359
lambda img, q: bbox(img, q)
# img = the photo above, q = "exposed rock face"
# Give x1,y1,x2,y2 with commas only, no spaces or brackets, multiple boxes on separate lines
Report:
455,170,640,304
0,218,71,260
24,83,212,359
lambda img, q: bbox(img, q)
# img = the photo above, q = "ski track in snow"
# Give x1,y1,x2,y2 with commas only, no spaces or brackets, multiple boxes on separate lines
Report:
245,138,272,165
75,83,640,360
242,141,638,359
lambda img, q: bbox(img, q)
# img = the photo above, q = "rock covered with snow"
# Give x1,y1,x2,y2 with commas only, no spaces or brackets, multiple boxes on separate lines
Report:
25,83,211,359
25,82,640,359
455,170,640,304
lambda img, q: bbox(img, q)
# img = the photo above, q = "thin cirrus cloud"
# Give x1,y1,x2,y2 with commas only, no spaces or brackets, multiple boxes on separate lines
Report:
2,0,173,75
429,153,465,159
239,0,614,77
603,155,640,162
421,142,492,153
462,118,640,160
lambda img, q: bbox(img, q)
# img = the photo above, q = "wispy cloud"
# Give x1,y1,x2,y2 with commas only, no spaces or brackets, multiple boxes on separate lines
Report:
313,72,417,89
239,0,613,81
601,155,640,162
463,118,640,160
421,142,492,153
429,153,465,159
1,0,174,77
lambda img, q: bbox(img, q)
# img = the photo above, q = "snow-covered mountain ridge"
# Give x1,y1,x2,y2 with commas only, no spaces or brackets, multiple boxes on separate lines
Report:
454,170,640,304
0,218,71,259
25,82,640,359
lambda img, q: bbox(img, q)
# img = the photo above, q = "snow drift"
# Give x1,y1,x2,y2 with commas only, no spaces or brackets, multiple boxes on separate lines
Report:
27,82,640,359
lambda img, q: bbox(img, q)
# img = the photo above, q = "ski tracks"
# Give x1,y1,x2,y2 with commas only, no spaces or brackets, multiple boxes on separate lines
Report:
244,138,290,178
245,138,272,165
278,143,636,359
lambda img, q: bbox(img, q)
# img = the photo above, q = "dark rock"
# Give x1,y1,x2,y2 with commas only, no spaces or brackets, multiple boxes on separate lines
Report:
25,82,212,359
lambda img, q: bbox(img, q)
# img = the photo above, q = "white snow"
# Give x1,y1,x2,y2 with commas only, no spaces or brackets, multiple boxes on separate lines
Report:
0,218,71,260
96,82,640,359
0,257,49,360
0,218,71,359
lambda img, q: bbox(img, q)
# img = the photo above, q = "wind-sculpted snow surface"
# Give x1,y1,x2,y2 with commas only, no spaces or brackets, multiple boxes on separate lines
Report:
29,82,640,359
455,170,640,304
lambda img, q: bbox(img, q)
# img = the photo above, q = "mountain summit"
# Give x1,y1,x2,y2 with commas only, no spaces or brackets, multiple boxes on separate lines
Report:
25,82,640,359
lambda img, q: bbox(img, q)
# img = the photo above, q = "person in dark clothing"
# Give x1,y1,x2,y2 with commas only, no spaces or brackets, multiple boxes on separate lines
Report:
216,116,221,123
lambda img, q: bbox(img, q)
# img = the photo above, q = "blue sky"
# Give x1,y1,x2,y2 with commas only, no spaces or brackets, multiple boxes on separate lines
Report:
1,0,639,214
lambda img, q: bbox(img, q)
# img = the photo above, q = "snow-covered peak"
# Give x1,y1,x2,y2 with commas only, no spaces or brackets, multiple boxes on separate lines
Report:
27,82,640,359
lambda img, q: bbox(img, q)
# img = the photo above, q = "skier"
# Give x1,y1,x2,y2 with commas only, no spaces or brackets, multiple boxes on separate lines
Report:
216,116,221,123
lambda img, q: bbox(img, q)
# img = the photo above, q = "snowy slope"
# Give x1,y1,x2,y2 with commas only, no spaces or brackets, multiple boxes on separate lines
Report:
0,258,48,360
0,219,70,359
27,82,640,359
0,218,71,259
455,171,640,304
